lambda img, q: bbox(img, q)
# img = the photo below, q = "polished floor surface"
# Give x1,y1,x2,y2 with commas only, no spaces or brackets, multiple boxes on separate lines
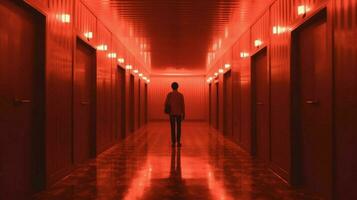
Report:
33,122,322,200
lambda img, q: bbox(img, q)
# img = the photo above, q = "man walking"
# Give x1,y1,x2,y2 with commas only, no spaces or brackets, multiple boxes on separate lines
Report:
164,82,185,147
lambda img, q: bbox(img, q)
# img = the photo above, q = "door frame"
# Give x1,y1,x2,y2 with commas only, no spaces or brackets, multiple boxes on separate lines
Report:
0,0,47,194
290,8,334,197
72,37,97,160
223,70,233,137
250,47,270,158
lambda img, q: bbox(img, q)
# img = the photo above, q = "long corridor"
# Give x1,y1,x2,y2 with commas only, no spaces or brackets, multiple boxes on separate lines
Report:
34,122,320,200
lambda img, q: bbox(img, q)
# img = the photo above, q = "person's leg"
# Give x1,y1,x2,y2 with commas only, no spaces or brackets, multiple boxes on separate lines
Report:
170,115,176,145
176,116,182,146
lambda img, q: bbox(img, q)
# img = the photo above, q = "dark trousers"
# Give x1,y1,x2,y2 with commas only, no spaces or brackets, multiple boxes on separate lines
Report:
170,115,182,144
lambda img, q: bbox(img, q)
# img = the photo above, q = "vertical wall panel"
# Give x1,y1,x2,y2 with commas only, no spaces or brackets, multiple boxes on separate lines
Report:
269,0,292,181
149,76,206,121
231,43,241,144
334,0,357,199
96,22,113,154
134,77,140,130
46,0,73,184
75,1,97,46
236,31,252,153
250,10,270,53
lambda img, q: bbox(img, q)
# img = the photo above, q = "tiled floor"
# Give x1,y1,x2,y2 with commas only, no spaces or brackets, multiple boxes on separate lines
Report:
33,122,322,200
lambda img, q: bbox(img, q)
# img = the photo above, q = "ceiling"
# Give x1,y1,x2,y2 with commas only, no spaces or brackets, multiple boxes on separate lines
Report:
85,0,272,74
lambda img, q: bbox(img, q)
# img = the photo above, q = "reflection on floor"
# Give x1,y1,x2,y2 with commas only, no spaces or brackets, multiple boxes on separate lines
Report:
33,122,322,200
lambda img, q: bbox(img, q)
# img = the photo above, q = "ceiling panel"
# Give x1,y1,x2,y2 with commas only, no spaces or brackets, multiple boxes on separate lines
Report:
84,0,272,73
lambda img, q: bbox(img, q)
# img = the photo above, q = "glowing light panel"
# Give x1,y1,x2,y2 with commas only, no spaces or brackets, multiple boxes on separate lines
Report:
57,13,70,23
97,44,108,51
107,52,117,58
298,5,311,16
254,39,263,47
118,58,125,64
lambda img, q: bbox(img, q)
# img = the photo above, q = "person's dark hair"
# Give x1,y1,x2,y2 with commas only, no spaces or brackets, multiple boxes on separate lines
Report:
171,82,179,90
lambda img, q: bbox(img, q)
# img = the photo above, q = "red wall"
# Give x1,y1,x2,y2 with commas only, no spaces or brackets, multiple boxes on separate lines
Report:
333,0,357,199
209,0,357,198
148,76,207,121
22,0,148,186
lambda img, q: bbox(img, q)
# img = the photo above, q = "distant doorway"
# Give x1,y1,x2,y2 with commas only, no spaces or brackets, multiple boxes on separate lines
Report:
208,83,212,125
224,70,233,138
129,75,135,132
0,0,45,198
215,82,219,129
291,9,332,199
116,66,126,139
138,79,141,128
251,48,270,162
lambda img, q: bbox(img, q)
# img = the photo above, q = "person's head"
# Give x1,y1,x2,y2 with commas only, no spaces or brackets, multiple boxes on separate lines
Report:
171,82,179,90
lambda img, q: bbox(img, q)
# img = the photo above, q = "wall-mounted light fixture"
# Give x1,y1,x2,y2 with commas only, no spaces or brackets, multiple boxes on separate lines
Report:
139,73,143,77
57,13,71,23
146,79,151,83
297,5,310,16
126,64,132,70
218,69,224,74
272,26,288,35
224,63,231,69
97,44,108,51
84,32,93,39
118,58,125,64
254,39,263,48
214,72,219,77
133,69,139,74
240,52,250,58
107,52,117,58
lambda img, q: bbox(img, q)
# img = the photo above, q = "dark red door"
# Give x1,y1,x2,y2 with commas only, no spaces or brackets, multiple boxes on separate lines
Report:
73,39,96,164
215,82,219,129
129,75,135,132
252,48,270,161
144,83,148,124
0,1,45,199
292,11,332,199
138,79,141,128
224,71,233,137
117,66,126,139
208,83,212,125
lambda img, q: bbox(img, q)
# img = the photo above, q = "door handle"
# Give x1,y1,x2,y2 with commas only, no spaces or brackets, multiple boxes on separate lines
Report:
305,100,319,105
80,101,90,105
14,98,32,105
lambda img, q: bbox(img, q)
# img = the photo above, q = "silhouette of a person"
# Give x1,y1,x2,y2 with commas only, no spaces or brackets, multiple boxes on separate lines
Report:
164,82,185,147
